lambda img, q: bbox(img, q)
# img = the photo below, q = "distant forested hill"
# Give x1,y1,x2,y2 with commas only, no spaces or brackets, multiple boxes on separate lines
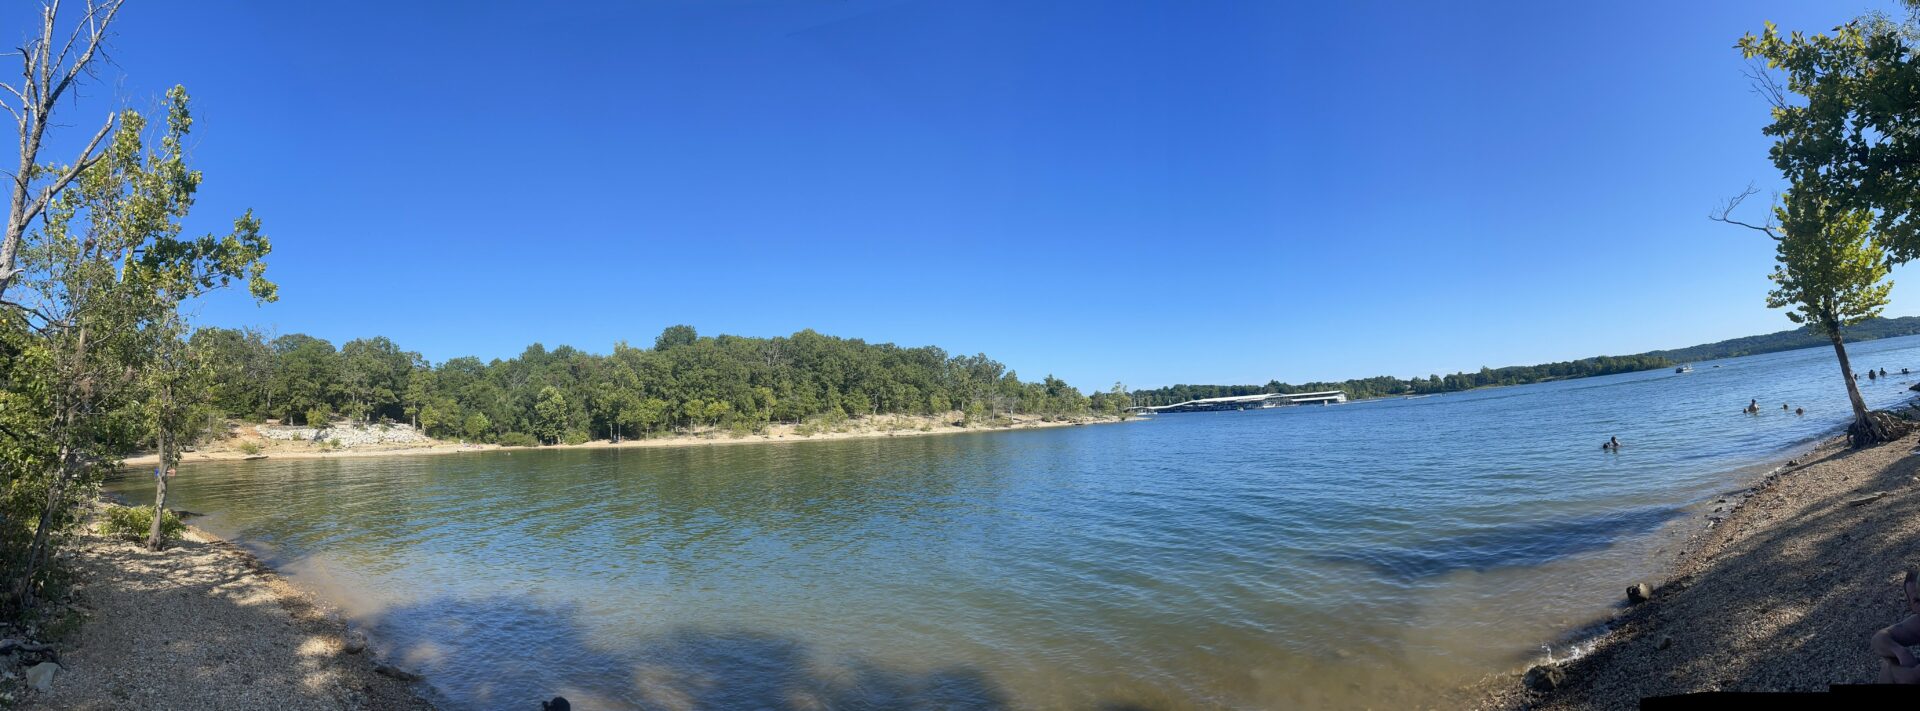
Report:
1640,316,1920,364
1131,316,1920,406
1129,354,1674,406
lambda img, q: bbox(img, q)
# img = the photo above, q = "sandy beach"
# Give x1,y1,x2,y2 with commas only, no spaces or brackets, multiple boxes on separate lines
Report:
1474,428,1920,709
122,413,1135,469
20,523,434,710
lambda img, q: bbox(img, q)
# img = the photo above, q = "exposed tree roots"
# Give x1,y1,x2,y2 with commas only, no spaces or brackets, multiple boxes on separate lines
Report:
1849,411,1910,448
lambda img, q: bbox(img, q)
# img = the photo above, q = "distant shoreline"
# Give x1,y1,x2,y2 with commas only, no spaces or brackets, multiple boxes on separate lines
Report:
122,413,1137,469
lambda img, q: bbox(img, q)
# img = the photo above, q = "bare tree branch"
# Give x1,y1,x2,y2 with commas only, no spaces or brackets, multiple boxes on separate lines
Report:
46,1,123,108
1743,58,1790,111
0,0,124,301
1710,184,1782,239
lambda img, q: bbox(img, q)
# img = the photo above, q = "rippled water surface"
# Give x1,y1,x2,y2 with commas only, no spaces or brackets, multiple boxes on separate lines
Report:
107,336,1920,709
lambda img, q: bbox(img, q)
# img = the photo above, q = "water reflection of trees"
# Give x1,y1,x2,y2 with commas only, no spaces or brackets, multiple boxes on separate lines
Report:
147,437,1029,575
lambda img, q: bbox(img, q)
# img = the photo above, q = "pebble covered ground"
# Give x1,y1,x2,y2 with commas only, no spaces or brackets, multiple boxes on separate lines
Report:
1476,430,1920,709
22,528,433,710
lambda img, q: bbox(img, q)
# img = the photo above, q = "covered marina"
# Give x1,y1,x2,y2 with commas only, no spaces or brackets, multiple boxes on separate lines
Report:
1134,390,1347,414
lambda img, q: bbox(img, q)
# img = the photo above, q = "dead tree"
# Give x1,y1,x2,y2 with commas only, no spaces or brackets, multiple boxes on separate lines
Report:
0,0,125,301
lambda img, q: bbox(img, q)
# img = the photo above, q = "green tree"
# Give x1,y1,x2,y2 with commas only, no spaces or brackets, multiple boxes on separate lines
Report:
703,400,732,430
190,326,275,418
655,324,698,351
622,398,667,437
403,366,436,430
141,313,209,550
273,335,338,424
462,412,493,441
1738,13,1920,261
1755,192,1898,446
339,336,413,423
532,385,568,444
2,87,273,606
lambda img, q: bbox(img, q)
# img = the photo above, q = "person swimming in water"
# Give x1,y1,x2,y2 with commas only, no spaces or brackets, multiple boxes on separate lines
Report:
1602,436,1620,451
1782,403,1790,411
1746,399,1760,414
1796,407,1805,416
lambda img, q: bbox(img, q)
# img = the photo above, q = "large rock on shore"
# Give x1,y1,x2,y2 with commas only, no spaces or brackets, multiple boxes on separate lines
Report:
1627,583,1652,605
258,422,431,449
25,662,57,691
1523,664,1566,692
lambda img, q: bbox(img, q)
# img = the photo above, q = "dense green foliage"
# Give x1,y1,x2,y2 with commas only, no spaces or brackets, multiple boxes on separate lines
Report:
1738,8,1920,261
1760,193,1891,336
1128,355,1673,406
96,504,184,544
191,325,1106,443
0,84,272,606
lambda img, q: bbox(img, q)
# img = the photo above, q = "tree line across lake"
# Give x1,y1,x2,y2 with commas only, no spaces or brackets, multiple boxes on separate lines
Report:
1129,316,1920,407
194,324,1132,446
1128,355,1675,406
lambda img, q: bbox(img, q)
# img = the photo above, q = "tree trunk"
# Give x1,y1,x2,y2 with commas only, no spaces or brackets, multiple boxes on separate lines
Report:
14,449,75,609
147,423,171,550
1832,332,1897,447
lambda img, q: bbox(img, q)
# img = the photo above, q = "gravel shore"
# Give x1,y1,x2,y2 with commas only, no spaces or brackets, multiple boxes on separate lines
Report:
21,526,434,710
1475,430,1920,709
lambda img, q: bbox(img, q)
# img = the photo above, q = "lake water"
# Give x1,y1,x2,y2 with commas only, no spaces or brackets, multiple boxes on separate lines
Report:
107,336,1920,710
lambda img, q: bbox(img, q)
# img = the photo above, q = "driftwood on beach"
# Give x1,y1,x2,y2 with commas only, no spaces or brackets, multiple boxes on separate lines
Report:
0,638,56,661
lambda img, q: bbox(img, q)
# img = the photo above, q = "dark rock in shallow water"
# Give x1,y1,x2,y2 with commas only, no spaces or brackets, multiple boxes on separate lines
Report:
374,663,421,681
1524,664,1566,692
1627,583,1653,604
1656,636,1672,650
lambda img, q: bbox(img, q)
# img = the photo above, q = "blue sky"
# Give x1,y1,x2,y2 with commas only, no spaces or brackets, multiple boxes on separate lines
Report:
50,0,1909,389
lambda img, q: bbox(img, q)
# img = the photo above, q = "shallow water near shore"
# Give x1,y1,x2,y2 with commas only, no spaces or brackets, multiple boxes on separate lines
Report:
108,336,1920,709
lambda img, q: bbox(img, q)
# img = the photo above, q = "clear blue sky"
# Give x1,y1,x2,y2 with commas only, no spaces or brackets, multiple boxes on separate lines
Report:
55,0,1912,390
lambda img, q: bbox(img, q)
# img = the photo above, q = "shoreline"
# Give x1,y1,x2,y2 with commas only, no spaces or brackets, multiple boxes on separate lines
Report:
122,413,1137,468
24,517,437,709
1469,422,1920,709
